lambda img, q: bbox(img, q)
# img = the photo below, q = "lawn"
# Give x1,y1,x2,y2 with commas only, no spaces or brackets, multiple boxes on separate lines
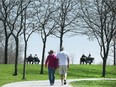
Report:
70,80,116,87
0,64,116,87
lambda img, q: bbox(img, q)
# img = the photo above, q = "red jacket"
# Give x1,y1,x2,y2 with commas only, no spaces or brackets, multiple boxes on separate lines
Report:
45,54,58,69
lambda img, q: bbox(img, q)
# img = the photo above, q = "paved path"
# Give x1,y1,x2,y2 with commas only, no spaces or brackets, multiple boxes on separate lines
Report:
2,80,73,87
2,78,116,87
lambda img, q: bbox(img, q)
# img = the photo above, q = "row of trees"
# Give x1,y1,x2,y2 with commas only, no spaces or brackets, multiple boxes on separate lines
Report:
0,0,115,78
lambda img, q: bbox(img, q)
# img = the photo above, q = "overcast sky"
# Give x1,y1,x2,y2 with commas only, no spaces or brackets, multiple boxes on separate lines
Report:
27,33,113,65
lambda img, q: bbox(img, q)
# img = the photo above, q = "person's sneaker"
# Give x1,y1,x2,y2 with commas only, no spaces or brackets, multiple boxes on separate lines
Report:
64,80,66,85
61,83,63,86
50,83,54,86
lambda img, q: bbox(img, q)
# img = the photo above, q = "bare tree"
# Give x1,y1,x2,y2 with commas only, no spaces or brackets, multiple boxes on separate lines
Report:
53,0,79,50
22,3,38,79
79,0,116,77
0,0,13,64
104,0,116,66
0,21,16,64
5,0,31,75
32,0,58,74
113,37,116,65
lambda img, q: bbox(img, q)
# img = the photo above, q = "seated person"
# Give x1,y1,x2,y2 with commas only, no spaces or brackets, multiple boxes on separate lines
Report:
33,54,40,64
88,53,91,58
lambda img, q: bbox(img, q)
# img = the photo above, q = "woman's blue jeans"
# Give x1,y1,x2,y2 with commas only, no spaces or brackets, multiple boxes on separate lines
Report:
48,67,55,84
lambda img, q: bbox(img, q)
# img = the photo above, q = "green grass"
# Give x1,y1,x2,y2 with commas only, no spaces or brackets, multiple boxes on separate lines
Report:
0,64,116,87
70,80,116,87
68,64,116,78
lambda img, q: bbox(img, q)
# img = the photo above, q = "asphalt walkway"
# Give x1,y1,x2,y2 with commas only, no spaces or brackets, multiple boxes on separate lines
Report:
2,78,116,87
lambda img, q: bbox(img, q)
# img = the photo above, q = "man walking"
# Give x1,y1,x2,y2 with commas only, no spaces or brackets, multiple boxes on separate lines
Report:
56,47,69,85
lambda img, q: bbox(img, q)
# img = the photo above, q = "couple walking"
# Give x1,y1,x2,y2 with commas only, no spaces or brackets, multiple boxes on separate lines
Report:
45,47,69,86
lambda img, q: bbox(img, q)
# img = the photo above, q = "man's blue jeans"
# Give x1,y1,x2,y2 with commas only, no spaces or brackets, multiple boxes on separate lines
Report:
48,67,55,84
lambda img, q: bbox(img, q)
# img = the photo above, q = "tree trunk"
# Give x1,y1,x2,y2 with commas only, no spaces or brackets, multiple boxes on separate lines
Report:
22,42,27,80
13,37,19,76
60,31,63,51
4,37,8,64
102,58,107,77
114,40,116,65
40,39,46,74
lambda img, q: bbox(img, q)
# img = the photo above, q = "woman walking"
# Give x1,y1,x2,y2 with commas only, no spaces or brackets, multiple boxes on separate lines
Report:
45,50,58,86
